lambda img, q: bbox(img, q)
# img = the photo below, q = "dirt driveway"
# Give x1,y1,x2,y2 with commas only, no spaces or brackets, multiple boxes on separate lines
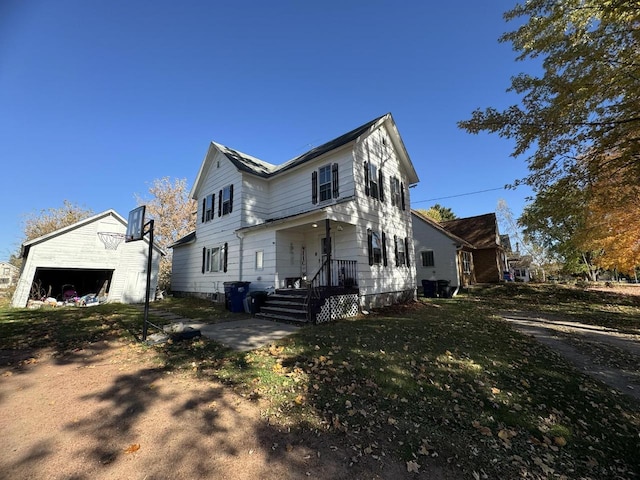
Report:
0,339,444,480
500,312,640,401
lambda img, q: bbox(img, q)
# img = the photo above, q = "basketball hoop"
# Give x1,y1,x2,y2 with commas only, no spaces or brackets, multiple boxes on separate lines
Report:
98,232,125,250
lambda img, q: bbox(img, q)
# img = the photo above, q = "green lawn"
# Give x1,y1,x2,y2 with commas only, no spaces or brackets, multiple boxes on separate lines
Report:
1,285,639,479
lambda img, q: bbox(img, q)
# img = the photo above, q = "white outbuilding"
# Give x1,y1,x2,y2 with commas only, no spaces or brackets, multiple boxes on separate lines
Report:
11,209,164,307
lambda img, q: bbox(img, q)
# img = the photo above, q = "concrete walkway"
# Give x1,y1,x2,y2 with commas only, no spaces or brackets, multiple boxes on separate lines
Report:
138,306,301,351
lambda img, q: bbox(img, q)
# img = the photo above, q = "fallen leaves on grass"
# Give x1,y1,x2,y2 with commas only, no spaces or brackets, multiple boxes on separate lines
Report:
406,460,420,473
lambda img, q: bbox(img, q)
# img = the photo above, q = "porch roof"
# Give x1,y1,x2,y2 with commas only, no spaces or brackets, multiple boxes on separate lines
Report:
235,197,355,235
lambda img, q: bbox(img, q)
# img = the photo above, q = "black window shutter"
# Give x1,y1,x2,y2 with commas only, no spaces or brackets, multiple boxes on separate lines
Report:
364,162,370,196
389,177,395,207
201,199,206,223
229,184,233,213
332,163,339,198
401,183,406,210
218,190,222,217
312,171,318,204
367,229,373,266
394,235,399,266
202,247,206,274
382,231,388,267
210,193,215,221
223,242,228,273
378,170,385,202
405,237,410,267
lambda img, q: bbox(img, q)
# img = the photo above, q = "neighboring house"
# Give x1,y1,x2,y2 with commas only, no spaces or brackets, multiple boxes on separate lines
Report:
170,113,420,321
441,213,507,283
11,210,164,307
501,235,532,282
411,210,475,295
0,262,19,290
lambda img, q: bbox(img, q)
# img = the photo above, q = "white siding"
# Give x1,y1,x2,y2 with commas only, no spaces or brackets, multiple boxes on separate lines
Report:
173,119,418,309
412,216,460,288
11,211,161,307
268,146,355,221
352,126,417,306
172,152,244,297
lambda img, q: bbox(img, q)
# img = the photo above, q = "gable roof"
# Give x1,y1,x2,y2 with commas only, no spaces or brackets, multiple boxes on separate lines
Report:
440,213,501,250
21,209,165,258
190,113,419,198
411,210,474,249
168,230,196,248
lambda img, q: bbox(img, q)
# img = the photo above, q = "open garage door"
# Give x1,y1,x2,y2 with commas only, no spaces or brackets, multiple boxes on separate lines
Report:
32,268,114,301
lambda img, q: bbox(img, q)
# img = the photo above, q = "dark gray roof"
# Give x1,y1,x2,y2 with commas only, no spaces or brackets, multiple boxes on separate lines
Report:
169,231,196,248
216,114,386,178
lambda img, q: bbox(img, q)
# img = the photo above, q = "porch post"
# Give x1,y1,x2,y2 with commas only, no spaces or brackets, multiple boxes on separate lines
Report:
325,219,331,287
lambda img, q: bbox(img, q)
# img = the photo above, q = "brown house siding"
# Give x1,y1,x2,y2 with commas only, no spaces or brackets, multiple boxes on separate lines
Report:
473,248,502,283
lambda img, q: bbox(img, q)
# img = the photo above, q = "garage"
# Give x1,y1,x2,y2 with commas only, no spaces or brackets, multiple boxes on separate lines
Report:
12,210,164,307
31,267,115,301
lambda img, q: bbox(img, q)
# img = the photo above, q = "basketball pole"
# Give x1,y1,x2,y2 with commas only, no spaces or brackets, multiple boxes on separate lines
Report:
142,219,154,342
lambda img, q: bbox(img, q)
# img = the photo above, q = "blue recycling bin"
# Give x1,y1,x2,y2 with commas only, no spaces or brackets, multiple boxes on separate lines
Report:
223,281,251,312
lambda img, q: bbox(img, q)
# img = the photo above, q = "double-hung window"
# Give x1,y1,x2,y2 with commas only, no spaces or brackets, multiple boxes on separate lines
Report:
421,250,435,267
312,163,339,204
221,185,232,215
367,229,388,266
462,251,472,274
207,246,221,272
201,193,215,223
364,161,384,201
368,163,379,199
319,165,332,202
394,236,410,267
202,243,228,274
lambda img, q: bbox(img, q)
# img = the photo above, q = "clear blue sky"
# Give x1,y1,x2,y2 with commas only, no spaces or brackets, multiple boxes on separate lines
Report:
0,0,534,260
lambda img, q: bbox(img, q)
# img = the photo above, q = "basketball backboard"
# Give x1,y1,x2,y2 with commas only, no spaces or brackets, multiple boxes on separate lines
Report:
125,205,146,242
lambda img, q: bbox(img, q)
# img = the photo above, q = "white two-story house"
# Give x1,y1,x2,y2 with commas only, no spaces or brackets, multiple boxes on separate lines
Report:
170,113,420,322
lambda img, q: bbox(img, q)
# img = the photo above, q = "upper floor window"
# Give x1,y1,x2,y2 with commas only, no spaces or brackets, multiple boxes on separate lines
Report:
218,184,233,216
202,193,215,223
364,161,384,201
319,165,332,202
312,163,339,204
390,176,405,209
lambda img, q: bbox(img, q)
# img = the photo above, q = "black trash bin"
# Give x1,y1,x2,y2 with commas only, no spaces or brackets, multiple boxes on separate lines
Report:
421,279,438,298
223,281,251,312
248,291,269,315
437,280,452,298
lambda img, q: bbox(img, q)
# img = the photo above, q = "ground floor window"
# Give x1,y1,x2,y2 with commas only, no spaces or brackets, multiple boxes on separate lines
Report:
421,250,435,267
462,251,472,274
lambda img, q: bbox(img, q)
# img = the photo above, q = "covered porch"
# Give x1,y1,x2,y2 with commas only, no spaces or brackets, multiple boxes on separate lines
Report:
240,214,361,323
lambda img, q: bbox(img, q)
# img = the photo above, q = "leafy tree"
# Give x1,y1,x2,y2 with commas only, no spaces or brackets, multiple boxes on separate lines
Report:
577,167,640,275
135,177,196,291
22,200,94,242
460,0,640,192
459,1,640,280
416,204,457,222
519,178,602,281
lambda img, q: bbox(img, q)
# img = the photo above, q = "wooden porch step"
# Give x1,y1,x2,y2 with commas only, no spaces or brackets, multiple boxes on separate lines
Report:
255,312,308,323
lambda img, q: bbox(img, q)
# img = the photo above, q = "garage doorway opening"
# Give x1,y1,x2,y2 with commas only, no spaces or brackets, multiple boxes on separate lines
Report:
32,268,114,301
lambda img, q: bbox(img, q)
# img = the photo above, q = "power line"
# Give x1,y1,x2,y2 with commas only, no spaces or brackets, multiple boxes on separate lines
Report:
412,186,506,204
